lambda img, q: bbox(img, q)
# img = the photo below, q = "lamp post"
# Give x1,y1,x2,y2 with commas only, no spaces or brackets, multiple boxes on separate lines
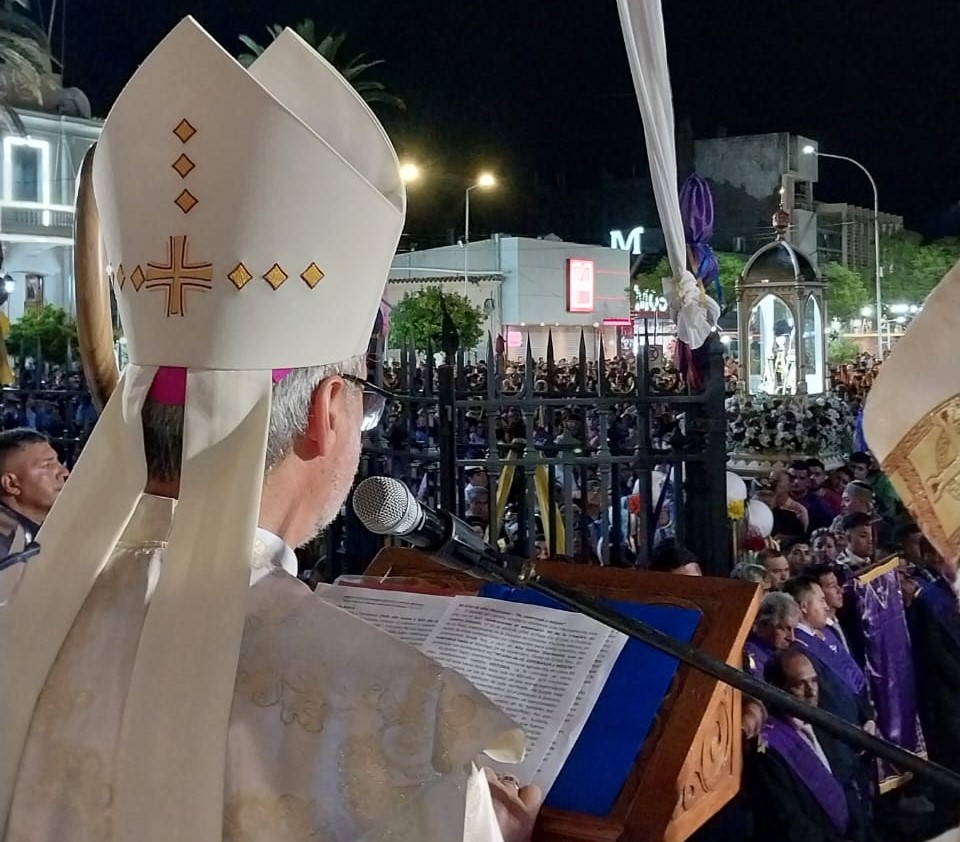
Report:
464,173,496,295
803,145,882,357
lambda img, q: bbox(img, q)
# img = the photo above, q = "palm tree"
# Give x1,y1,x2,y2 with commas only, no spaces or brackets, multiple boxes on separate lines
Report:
238,19,405,111
0,0,56,132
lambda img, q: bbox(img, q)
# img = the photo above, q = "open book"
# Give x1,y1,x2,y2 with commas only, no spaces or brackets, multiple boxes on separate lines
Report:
315,584,628,796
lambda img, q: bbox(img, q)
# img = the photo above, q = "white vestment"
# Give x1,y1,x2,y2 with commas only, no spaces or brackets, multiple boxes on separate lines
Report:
5,495,523,841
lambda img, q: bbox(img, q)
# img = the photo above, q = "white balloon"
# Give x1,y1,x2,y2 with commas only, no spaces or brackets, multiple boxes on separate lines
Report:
726,471,747,504
747,499,774,538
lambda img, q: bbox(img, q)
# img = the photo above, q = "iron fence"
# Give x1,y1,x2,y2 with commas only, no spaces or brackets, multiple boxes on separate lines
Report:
332,323,731,578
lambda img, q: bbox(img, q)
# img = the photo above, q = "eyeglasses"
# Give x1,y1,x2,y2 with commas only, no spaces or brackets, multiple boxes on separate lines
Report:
340,374,394,432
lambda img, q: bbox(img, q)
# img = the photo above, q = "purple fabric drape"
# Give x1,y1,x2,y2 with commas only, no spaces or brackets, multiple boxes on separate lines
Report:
761,716,849,835
678,174,721,302
678,174,714,243
849,566,926,787
795,627,867,696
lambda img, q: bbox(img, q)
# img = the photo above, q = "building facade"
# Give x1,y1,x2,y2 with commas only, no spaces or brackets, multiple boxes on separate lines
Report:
388,235,631,360
0,107,102,321
816,202,904,272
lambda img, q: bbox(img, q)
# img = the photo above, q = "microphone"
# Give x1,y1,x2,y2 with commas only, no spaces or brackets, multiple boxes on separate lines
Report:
352,476,534,584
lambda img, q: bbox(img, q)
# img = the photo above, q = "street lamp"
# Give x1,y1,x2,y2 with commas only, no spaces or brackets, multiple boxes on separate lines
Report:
399,162,420,184
803,144,882,357
464,173,497,293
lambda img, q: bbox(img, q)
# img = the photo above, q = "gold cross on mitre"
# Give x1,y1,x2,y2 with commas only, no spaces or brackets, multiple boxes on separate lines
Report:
144,235,213,317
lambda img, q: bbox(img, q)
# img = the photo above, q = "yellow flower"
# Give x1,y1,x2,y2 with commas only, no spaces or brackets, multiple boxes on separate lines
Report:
727,500,745,521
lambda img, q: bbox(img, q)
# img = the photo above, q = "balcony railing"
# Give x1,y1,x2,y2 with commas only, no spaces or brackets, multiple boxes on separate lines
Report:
0,200,75,239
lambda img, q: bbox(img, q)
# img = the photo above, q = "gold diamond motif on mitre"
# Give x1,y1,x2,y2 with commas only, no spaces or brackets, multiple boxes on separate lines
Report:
175,189,199,214
173,118,197,143
172,154,195,178
228,263,254,290
301,262,325,289
130,265,146,291
263,264,288,290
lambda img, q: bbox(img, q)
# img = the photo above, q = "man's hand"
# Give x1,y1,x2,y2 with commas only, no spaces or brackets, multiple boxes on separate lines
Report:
864,720,878,737
741,700,766,739
485,768,543,842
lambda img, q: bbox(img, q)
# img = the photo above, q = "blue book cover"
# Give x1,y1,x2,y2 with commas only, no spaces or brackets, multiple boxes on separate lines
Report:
479,584,701,815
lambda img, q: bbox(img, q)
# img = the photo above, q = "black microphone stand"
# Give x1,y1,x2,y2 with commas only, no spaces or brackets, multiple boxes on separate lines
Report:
423,516,960,798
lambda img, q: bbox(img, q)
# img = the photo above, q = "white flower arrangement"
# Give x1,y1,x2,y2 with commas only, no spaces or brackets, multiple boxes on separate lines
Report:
725,393,853,456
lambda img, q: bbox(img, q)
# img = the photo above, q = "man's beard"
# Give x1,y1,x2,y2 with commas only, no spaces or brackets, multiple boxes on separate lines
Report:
299,454,360,549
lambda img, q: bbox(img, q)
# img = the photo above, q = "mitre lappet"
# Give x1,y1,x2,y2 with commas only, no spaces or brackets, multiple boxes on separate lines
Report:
0,16,408,836
864,260,960,564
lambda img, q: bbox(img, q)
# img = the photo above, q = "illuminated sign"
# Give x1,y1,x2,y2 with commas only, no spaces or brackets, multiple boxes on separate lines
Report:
566,258,595,313
506,329,523,348
633,288,670,317
603,318,632,327
609,226,645,254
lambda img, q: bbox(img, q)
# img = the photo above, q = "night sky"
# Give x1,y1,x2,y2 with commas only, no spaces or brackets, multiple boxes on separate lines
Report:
58,0,960,240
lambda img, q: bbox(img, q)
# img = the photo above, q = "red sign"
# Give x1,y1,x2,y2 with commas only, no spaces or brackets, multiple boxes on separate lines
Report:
566,258,595,313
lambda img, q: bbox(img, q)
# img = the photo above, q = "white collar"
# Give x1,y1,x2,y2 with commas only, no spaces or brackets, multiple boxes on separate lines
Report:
251,527,299,583
118,495,298,584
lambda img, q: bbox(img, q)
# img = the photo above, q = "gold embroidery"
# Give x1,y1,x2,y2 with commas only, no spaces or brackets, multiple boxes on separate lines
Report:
228,263,254,290
301,262,325,288
280,668,328,733
26,743,113,841
172,153,196,178
263,263,289,290
174,188,199,214
129,265,146,290
882,394,960,562
173,118,197,144
224,794,330,841
145,235,214,317
235,661,327,734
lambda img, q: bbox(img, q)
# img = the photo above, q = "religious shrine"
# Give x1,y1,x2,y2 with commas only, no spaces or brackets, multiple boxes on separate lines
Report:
727,205,851,475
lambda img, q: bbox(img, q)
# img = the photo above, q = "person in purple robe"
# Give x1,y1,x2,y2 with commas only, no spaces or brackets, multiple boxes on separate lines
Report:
907,565,960,774
746,649,879,842
743,591,801,679
784,575,876,733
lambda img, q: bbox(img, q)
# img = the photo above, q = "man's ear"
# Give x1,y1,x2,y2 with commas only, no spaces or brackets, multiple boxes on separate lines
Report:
302,376,349,459
0,472,20,497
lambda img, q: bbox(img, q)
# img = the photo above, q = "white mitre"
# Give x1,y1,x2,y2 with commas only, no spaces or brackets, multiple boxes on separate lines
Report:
0,17,404,840
864,260,960,564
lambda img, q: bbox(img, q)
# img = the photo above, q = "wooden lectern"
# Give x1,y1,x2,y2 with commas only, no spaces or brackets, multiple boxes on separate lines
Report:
363,548,760,842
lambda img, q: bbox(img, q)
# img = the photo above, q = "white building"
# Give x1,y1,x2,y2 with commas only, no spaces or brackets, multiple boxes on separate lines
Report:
388,235,631,360
0,108,101,321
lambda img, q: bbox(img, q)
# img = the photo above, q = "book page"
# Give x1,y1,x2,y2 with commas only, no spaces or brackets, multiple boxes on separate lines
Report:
421,596,612,786
314,584,450,647
527,628,627,794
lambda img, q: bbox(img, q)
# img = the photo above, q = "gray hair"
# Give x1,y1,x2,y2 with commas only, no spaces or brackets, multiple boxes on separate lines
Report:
141,356,365,482
844,481,873,503
731,562,768,584
755,591,800,627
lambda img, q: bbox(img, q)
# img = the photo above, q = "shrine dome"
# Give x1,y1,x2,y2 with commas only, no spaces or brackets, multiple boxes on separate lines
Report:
741,240,819,286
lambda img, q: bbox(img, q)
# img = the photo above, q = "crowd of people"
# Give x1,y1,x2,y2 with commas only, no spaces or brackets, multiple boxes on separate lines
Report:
5,347,959,841
710,451,960,841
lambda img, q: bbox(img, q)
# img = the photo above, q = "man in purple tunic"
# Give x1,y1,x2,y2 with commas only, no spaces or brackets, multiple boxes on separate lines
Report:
784,576,877,735
746,649,879,842
743,591,801,679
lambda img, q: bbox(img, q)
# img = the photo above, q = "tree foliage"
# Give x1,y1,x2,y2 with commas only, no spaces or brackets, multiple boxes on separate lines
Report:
238,20,405,110
0,0,56,133
879,232,960,304
827,336,861,366
388,287,485,353
715,252,746,310
8,304,77,364
822,261,869,321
